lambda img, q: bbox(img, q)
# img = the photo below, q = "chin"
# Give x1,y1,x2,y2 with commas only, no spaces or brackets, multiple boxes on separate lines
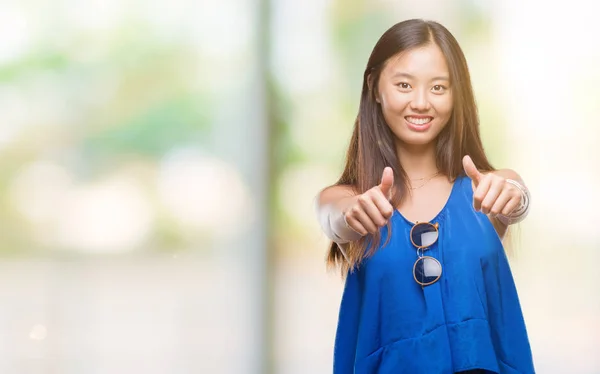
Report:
401,138,437,147
387,120,446,148
395,131,440,147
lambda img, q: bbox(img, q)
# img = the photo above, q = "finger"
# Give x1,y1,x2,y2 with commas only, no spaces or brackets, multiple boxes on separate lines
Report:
372,193,395,220
480,179,503,214
378,167,394,200
472,175,492,212
357,195,388,227
344,213,368,236
489,189,512,216
501,195,522,216
348,205,379,234
462,155,483,187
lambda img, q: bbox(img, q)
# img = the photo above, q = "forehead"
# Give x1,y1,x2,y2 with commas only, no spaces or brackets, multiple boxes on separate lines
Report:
382,44,449,78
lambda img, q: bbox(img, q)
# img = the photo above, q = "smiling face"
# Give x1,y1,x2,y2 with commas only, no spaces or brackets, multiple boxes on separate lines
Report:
376,43,453,148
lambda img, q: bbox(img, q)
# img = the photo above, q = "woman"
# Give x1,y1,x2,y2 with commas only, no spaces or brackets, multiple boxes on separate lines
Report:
316,19,535,374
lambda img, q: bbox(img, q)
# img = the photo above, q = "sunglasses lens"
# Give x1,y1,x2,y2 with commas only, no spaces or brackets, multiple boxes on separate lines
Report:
411,223,438,248
413,256,442,286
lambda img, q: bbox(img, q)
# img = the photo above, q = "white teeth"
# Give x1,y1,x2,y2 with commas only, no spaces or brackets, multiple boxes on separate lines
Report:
406,117,432,125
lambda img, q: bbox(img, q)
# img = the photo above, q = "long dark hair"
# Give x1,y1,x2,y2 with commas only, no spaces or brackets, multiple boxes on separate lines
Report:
327,19,495,274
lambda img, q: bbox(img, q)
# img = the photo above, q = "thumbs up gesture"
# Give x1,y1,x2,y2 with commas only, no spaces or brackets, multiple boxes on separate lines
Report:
343,167,395,236
462,155,522,217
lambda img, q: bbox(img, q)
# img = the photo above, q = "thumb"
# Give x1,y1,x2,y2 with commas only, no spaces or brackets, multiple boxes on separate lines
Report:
379,167,394,200
462,155,482,186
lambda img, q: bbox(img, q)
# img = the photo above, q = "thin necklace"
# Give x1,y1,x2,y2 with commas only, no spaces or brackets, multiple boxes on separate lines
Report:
409,171,440,190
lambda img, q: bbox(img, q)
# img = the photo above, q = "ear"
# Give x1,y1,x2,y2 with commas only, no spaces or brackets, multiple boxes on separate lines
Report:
367,73,381,104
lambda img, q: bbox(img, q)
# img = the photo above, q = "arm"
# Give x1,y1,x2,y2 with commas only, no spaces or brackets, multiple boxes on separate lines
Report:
315,185,363,244
488,169,530,239
491,169,525,186
463,156,530,240
315,168,395,245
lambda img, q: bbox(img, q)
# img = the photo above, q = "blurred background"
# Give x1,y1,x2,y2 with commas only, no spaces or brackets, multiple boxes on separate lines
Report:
0,0,598,373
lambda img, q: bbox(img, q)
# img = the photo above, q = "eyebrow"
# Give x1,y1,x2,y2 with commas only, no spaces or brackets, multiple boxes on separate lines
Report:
391,72,450,82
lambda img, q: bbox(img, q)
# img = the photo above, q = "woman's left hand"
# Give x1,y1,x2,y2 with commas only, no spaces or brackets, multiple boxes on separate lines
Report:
462,155,522,217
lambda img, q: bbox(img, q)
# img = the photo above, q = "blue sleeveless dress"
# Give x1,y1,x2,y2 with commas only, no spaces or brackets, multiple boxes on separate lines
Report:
333,175,535,374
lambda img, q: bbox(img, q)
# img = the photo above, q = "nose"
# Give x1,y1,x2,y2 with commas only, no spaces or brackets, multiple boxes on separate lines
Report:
410,89,431,111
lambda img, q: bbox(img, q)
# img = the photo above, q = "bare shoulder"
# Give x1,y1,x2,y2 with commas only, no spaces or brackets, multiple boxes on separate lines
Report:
491,168,526,186
317,184,356,204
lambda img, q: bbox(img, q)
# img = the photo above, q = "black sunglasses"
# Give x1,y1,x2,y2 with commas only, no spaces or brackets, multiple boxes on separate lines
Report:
410,222,442,286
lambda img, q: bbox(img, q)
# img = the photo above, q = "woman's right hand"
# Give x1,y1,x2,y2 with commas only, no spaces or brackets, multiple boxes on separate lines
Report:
343,167,395,236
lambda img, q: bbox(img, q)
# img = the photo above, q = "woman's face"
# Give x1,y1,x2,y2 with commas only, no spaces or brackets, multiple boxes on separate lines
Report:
376,43,453,148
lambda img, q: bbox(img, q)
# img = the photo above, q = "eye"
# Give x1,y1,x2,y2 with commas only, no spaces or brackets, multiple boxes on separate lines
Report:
432,85,447,93
397,82,411,90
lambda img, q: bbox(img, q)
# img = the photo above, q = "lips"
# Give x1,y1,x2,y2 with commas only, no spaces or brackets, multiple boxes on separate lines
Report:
404,116,433,132
405,116,433,125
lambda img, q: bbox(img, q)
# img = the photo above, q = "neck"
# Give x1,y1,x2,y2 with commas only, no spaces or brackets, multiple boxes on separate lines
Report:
396,141,439,179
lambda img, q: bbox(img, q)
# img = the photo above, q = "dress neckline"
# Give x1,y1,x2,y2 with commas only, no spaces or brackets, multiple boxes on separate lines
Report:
393,175,463,226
